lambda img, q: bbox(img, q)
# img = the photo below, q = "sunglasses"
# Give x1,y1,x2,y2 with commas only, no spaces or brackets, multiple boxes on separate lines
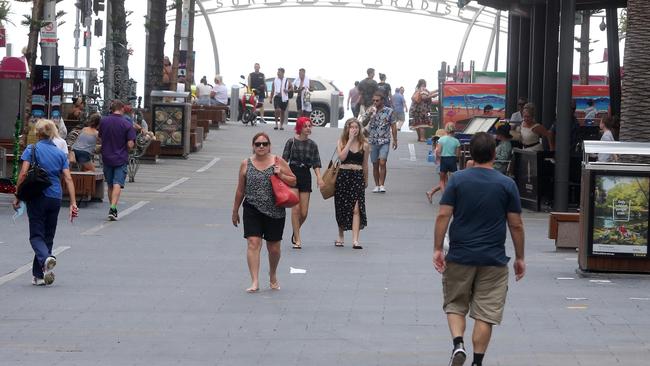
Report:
254,141,270,147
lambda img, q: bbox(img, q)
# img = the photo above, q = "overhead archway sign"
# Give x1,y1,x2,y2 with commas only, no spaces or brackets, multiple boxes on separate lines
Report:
201,0,504,30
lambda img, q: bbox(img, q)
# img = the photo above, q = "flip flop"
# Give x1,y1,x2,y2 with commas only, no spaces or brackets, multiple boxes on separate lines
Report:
334,241,344,247
270,281,280,290
425,191,433,204
352,242,363,250
274,127,278,130
292,243,302,249
245,287,259,293
291,234,296,244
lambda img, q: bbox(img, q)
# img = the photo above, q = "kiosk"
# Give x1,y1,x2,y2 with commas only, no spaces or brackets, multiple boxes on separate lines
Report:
578,141,650,273
150,90,191,158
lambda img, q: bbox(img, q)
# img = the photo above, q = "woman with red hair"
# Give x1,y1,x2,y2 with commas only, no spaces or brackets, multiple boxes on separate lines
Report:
282,117,323,249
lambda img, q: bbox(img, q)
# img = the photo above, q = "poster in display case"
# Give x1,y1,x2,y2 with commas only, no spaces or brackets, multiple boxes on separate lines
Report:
152,104,186,148
589,173,649,258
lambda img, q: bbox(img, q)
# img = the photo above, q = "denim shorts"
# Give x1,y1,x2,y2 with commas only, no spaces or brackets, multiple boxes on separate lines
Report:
103,164,128,188
370,143,390,163
73,150,92,164
440,156,458,173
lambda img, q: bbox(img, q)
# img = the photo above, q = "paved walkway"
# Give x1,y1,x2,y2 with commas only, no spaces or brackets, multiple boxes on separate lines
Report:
0,122,649,366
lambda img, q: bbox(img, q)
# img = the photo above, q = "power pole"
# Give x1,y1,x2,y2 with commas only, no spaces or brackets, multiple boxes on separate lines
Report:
577,10,592,85
40,0,57,65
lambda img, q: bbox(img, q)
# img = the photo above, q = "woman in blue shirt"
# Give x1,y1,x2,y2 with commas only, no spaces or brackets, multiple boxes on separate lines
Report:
13,119,78,286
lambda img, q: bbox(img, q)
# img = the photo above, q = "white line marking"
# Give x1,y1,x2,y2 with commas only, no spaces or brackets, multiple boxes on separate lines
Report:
156,177,190,192
408,143,416,161
81,201,149,235
630,297,650,301
0,246,71,286
566,297,588,300
590,280,612,283
557,277,575,280
196,157,220,173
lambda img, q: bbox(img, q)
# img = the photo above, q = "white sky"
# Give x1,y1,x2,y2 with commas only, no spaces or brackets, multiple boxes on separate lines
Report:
2,0,622,119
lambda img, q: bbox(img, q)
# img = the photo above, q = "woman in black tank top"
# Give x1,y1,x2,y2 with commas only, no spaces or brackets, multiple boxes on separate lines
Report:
334,119,369,249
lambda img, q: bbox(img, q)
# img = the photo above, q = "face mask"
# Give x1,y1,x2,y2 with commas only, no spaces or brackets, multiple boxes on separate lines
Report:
13,201,26,223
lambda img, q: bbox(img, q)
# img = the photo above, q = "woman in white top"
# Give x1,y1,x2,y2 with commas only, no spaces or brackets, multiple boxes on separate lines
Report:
598,116,617,162
518,103,553,151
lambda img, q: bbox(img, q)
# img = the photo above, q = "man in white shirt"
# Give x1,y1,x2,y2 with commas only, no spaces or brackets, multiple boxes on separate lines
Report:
196,76,213,106
509,97,527,123
293,68,311,117
270,68,291,130
212,75,228,106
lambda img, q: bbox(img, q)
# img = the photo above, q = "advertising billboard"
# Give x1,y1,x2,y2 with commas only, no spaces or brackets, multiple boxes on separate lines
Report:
591,174,649,257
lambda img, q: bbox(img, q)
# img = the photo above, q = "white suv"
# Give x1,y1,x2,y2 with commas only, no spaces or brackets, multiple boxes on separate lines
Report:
262,77,344,127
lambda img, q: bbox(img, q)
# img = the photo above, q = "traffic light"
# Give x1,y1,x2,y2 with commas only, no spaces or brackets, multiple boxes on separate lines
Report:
93,0,105,16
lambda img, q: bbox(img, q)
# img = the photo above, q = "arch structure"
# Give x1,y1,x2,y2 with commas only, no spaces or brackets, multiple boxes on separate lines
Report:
191,0,508,75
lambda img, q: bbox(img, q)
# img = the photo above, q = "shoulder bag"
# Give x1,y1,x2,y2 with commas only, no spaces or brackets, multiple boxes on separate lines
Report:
16,144,53,202
319,147,340,200
270,156,299,208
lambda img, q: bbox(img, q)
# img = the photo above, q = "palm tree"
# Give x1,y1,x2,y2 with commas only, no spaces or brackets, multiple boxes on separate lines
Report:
15,0,44,117
144,0,168,108
170,0,182,92
108,0,130,103
619,0,650,154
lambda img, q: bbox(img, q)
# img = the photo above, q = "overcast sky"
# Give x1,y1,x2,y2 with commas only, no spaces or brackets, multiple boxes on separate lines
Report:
2,0,622,120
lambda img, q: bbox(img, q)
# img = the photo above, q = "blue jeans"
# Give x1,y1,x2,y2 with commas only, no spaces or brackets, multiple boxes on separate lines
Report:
26,195,61,278
370,143,390,163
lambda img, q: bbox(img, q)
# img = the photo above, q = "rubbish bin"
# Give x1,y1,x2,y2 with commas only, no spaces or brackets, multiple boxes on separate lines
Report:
150,90,192,157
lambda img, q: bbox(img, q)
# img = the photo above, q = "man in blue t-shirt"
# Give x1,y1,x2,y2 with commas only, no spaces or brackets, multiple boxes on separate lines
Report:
433,132,525,366
99,100,136,221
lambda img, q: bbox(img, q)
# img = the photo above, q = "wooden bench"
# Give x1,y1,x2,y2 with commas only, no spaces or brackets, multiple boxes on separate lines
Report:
62,171,105,203
548,212,581,249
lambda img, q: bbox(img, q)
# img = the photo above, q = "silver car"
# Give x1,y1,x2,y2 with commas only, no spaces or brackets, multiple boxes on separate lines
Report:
262,77,344,127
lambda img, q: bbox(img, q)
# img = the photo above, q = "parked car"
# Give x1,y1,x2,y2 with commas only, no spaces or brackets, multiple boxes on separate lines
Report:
261,77,345,127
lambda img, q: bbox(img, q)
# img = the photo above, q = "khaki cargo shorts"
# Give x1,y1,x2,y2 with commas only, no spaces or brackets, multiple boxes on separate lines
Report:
442,262,509,325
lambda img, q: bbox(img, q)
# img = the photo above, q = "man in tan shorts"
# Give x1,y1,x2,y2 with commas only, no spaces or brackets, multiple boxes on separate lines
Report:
433,132,526,366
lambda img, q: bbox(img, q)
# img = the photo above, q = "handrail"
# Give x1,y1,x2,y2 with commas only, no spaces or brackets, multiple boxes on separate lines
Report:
582,141,650,164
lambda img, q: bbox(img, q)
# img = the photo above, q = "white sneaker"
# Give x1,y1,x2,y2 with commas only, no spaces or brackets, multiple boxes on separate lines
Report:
32,277,46,286
379,185,386,193
43,256,56,285
372,186,381,193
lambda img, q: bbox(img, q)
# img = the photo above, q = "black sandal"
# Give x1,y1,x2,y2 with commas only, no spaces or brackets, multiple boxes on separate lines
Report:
334,241,344,247
291,234,296,244
352,242,363,249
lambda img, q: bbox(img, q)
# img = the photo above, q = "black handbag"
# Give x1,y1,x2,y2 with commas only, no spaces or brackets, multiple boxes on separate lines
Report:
16,144,52,202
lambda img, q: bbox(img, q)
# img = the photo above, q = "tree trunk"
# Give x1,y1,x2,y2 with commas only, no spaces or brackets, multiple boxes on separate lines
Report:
619,0,650,154
170,0,182,91
24,0,44,119
109,0,130,103
144,0,167,109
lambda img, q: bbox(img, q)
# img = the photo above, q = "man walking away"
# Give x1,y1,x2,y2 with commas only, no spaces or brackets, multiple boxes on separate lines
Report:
392,87,408,131
347,81,361,118
433,132,525,366
99,100,137,221
270,68,291,130
360,92,397,193
357,68,378,115
248,63,266,123
377,73,392,108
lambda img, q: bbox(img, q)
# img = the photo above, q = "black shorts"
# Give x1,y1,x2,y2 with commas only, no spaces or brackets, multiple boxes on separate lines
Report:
291,165,312,193
273,95,288,111
243,201,285,241
440,156,458,173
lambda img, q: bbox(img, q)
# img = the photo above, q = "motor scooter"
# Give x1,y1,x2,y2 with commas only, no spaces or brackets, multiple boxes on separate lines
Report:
239,75,260,126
